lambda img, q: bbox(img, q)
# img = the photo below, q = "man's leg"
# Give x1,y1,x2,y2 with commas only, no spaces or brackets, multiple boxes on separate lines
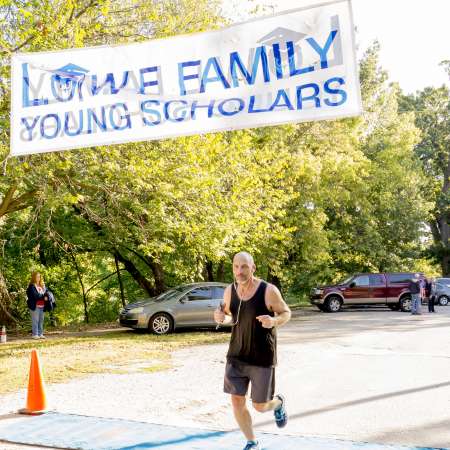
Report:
253,395,287,428
252,398,282,413
250,366,288,428
231,395,256,442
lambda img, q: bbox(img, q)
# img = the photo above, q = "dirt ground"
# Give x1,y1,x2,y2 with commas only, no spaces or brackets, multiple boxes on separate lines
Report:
1,305,450,449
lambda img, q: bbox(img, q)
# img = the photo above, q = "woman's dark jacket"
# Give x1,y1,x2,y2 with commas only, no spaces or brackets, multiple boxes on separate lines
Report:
26,285,56,312
26,284,45,311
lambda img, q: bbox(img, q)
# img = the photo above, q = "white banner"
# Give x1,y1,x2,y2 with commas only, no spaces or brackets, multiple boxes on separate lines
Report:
10,0,361,156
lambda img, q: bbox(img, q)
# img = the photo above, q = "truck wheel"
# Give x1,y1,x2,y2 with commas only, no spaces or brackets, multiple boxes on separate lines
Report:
388,303,400,311
400,296,411,312
438,295,449,306
325,296,342,313
149,313,174,335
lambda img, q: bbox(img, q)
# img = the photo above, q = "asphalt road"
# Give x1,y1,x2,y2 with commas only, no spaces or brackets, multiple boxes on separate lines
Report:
272,305,450,448
1,304,449,449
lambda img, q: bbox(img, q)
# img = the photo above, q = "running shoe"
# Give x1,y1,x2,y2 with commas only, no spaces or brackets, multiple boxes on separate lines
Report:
274,394,288,428
243,441,260,450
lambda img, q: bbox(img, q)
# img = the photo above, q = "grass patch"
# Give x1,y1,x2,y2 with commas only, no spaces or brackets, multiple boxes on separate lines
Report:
5,321,121,338
0,329,229,395
285,292,310,308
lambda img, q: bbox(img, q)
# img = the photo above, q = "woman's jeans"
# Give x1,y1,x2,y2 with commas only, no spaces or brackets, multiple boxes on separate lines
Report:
411,293,421,314
30,308,44,336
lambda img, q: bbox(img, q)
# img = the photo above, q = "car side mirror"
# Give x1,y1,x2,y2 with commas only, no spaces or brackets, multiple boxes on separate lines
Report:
349,281,356,288
179,297,186,304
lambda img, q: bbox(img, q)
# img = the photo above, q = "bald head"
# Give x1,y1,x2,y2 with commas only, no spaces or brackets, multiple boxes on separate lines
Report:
233,252,256,284
233,251,254,265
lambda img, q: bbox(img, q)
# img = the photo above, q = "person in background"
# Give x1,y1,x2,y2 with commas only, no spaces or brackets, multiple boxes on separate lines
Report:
427,278,436,313
26,271,47,339
419,277,426,309
409,273,422,315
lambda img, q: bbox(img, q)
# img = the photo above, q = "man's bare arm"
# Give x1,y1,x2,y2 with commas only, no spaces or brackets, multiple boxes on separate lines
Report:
222,285,232,315
265,284,291,327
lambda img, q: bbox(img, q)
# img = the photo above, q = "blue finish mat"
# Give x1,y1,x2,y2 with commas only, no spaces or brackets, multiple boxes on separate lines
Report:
0,412,446,450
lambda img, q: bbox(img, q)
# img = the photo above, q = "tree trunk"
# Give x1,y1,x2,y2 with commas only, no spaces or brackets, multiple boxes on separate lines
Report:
430,215,450,277
69,252,89,323
267,267,283,292
216,260,225,282
438,155,450,276
114,255,126,307
442,255,450,277
73,204,158,296
145,256,166,294
205,259,214,281
115,251,156,297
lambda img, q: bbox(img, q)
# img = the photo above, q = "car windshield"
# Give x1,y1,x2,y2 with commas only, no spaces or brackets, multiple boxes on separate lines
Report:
335,275,353,285
154,286,185,302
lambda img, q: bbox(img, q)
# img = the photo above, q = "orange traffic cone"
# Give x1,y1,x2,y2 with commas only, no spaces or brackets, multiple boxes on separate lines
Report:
19,349,47,415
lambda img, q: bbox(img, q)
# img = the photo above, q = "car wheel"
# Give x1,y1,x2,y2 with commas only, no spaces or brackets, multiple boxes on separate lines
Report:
149,313,174,335
438,295,449,306
400,296,411,312
388,303,400,311
325,296,342,313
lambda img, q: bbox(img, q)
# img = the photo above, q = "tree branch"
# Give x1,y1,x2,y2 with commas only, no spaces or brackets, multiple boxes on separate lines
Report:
85,269,126,296
3,189,38,216
0,184,18,217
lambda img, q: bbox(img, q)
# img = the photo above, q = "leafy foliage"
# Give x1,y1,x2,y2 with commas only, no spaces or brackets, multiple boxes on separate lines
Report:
0,3,434,325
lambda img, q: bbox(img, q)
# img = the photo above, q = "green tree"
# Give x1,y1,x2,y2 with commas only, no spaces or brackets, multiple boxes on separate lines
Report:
400,78,450,274
282,44,426,294
0,0,225,324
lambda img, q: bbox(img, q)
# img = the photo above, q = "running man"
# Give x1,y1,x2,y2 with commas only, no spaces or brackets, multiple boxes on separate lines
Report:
214,251,291,450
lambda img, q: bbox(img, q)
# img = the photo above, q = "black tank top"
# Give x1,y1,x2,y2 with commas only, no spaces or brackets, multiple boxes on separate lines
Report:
226,281,277,367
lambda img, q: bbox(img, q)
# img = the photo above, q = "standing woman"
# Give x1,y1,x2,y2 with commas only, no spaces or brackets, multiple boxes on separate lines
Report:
26,271,47,339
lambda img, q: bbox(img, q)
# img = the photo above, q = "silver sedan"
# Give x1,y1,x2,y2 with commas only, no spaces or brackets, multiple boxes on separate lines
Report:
432,278,450,306
119,282,230,334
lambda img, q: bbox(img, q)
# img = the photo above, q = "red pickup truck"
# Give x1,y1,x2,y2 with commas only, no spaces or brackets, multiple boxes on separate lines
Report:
310,272,424,313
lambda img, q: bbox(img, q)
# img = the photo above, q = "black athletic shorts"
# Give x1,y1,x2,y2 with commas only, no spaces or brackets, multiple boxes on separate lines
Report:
224,361,275,403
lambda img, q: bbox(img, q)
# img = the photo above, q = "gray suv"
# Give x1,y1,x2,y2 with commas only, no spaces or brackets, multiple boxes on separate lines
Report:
119,282,229,334
432,278,450,306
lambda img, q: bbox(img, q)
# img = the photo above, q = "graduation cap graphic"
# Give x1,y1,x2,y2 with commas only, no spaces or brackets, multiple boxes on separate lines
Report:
256,28,308,79
51,63,89,97
52,63,89,80
257,27,307,46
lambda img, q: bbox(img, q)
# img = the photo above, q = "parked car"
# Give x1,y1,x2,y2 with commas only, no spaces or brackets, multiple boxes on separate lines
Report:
119,282,229,334
432,278,450,306
310,272,425,313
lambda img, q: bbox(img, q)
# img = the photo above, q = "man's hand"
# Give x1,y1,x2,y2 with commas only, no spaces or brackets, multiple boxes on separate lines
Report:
214,303,226,324
256,315,276,328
